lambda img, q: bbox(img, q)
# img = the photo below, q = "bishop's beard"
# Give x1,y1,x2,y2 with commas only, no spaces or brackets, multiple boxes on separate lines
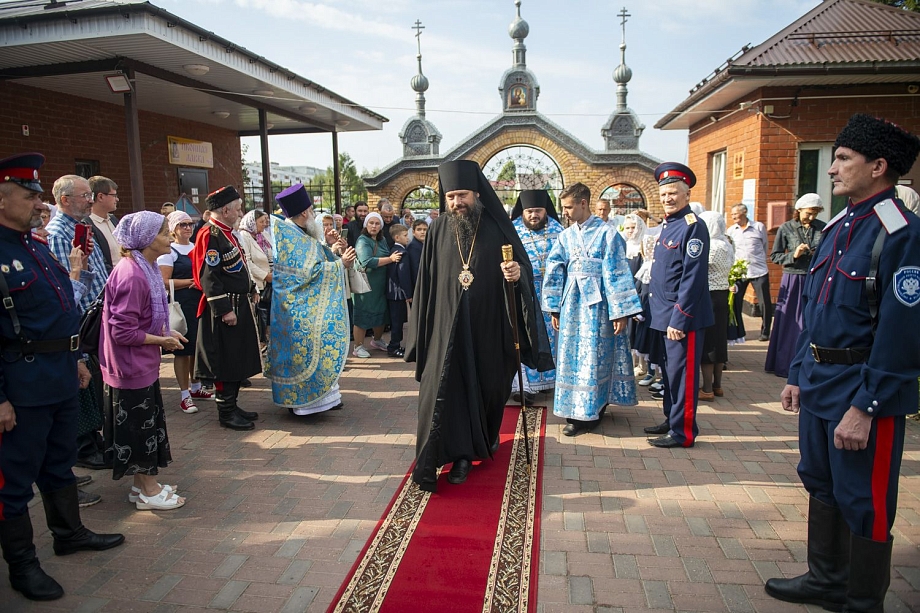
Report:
445,198,484,245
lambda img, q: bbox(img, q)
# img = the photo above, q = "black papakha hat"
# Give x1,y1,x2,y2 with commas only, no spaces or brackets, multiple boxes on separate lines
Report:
510,190,560,221
834,114,920,177
206,186,242,210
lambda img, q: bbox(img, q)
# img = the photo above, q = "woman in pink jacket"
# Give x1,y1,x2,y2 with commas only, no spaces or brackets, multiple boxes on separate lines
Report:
100,211,187,511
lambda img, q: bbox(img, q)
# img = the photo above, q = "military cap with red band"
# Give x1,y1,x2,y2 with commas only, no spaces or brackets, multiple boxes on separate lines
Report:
654,162,697,189
0,152,45,193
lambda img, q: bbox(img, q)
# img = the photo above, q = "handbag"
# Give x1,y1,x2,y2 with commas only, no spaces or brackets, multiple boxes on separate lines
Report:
348,265,372,294
168,280,188,336
79,296,104,354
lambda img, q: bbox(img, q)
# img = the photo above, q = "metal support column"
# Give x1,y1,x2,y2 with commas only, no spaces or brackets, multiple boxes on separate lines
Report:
332,130,342,215
123,67,145,212
259,109,272,213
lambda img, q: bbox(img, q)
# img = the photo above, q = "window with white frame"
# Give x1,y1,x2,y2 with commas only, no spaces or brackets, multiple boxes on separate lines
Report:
797,143,847,221
709,150,726,214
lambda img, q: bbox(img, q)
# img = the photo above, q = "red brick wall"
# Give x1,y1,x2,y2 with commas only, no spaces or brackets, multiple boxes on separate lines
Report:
687,83,920,301
0,82,242,213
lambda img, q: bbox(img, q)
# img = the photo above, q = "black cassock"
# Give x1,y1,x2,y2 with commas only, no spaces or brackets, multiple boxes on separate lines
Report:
191,222,262,383
405,211,554,491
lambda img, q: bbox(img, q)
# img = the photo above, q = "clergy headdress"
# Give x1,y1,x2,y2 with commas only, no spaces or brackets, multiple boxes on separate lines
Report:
206,185,242,210
834,114,920,177
275,183,314,218
510,190,559,221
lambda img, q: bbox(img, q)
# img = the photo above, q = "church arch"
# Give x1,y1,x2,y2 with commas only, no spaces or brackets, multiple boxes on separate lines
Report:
599,182,646,214
481,145,565,211
402,185,439,212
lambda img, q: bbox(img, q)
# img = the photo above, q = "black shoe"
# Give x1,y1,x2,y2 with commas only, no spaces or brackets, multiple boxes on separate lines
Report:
77,489,100,508
764,497,849,611
563,421,597,437
758,334,770,341
844,533,892,613
650,390,664,400
643,421,670,435
447,459,471,484
219,409,255,430
648,434,688,448
0,514,64,601
512,391,536,405
240,378,252,388
387,349,405,358
330,403,344,411
74,474,92,487
490,438,500,454
40,485,125,556
74,451,111,470
649,381,664,393
234,407,259,421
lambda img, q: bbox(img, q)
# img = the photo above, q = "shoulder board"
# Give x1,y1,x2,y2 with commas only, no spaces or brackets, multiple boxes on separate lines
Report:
874,199,908,234
685,213,697,225
210,225,220,236
32,234,48,245
823,207,849,232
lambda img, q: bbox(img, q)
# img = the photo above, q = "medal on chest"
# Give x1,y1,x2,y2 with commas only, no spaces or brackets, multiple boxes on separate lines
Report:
456,216,482,291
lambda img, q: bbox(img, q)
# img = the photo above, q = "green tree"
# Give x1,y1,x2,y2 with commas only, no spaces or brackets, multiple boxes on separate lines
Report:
316,152,368,211
865,0,919,10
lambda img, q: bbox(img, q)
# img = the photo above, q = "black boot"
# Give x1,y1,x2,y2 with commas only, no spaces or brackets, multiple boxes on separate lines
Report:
843,534,892,613
0,514,64,601
764,497,849,611
217,382,254,430
40,484,125,556
235,407,259,421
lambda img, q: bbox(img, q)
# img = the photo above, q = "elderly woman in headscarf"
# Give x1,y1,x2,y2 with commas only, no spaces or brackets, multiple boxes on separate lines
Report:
100,211,187,511
352,211,401,358
765,193,826,378
238,209,273,344
698,210,734,400
622,213,652,376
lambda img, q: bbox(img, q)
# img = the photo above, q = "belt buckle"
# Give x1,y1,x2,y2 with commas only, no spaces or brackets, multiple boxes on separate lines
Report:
810,343,822,363
69,334,80,352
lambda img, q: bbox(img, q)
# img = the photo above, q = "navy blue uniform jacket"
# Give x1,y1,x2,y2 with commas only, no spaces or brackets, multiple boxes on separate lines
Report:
788,188,920,420
649,206,714,332
0,225,80,407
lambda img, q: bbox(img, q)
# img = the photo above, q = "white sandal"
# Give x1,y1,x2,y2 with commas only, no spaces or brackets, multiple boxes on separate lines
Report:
128,484,177,504
136,488,185,510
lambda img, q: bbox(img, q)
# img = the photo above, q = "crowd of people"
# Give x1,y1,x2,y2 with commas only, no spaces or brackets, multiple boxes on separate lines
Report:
1,112,918,610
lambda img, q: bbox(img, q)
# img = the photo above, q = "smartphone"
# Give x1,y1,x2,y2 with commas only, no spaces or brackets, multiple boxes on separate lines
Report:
73,222,92,252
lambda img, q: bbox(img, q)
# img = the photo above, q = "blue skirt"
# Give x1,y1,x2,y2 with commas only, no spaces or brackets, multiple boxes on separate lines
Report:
765,273,806,378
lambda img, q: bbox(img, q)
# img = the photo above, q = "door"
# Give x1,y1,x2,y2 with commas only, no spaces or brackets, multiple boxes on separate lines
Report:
177,168,209,218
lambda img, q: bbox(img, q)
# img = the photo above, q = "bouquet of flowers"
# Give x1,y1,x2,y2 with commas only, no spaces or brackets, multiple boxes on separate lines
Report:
728,259,749,326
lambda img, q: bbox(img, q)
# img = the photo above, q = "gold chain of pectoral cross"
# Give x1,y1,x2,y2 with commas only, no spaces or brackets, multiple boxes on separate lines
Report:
525,227,549,276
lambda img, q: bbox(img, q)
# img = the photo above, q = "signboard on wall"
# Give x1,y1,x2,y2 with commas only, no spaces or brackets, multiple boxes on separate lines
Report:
167,136,213,168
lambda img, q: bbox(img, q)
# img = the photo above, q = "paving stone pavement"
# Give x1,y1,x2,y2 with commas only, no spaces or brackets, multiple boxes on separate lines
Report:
2,316,918,612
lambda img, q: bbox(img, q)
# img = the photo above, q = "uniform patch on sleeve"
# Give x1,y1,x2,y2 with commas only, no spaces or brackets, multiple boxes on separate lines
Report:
687,238,703,259
893,266,920,307
205,249,220,267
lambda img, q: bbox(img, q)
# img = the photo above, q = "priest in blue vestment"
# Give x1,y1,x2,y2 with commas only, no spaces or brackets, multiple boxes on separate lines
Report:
543,183,642,436
511,190,564,401
268,184,356,415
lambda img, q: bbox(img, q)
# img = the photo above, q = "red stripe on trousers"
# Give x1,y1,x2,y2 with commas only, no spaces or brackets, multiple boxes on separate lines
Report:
684,331,696,447
871,416,895,542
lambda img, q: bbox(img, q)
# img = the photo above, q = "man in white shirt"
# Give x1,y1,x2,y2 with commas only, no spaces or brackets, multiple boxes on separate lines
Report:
726,203,772,341
86,176,120,274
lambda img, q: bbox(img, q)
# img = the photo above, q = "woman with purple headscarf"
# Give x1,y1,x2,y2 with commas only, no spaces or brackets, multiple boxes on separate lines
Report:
100,211,187,511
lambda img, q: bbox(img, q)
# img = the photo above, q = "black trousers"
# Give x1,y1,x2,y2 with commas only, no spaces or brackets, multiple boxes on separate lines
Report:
734,274,773,337
0,397,78,520
387,299,407,352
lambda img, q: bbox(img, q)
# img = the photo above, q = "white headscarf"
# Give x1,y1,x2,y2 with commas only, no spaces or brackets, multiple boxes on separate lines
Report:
622,213,647,260
363,212,383,228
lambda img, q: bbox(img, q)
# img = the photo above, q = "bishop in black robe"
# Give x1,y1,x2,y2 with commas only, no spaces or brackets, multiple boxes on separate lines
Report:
406,160,554,492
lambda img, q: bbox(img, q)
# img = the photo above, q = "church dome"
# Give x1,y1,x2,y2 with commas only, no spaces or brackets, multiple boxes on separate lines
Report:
508,16,529,39
613,63,632,84
411,72,429,93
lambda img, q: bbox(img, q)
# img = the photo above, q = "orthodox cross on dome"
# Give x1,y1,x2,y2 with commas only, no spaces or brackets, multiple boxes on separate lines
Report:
400,17,441,156
602,5,644,150
618,7,630,42
613,6,633,112
409,18,430,117
413,19,425,55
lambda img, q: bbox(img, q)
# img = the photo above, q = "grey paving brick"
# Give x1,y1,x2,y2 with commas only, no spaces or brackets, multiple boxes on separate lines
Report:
208,579,249,609
139,574,183,602
543,551,567,575
752,560,781,583
562,466,580,480
568,576,594,605
719,501,745,519
212,554,248,579
625,515,648,534
72,597,109,613
587,531,610,553
683,557,714,583
690,485,713,501
749,519,779,539
563,511,585,531
613,554,639,579
687,516,713,537
719,583,755,613
281,587,319,613
718,537,750,560
643,580,673,609
659,499,683,517
72,568,117,597
277,560,312,586
275,537,306,558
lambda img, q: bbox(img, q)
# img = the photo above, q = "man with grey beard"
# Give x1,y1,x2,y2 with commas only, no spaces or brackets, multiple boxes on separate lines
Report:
406,160,554,492
268,184,355,416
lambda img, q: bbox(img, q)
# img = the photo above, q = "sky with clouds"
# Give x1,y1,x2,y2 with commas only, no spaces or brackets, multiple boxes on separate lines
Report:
162,0,822,174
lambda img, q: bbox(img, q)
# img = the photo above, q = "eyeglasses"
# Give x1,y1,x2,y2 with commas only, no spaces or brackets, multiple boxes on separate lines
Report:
67,192,93,200
177,222,195,229
100,193,118,199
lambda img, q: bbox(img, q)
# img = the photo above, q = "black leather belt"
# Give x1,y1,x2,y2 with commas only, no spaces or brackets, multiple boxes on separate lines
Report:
810,344,871,365
1,334,81,354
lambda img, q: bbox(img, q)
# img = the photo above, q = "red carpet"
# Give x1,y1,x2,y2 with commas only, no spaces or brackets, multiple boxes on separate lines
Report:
329,406,545,613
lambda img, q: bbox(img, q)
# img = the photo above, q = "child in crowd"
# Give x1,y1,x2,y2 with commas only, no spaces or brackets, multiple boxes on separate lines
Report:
386,225,413,358
407,219,427,283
